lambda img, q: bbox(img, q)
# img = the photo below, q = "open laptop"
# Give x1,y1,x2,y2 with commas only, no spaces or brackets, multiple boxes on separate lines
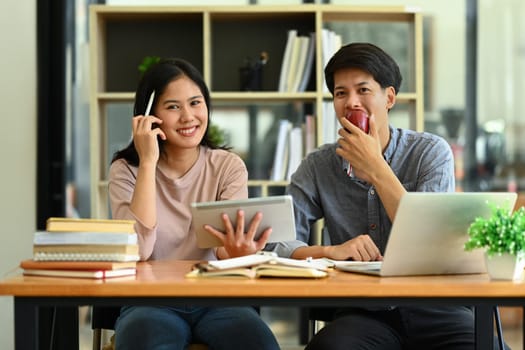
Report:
335,192,517,276
191,195,296,248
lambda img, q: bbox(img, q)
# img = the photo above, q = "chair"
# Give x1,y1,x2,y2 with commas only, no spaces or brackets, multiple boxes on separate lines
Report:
91,306,208,350
302,225,508,348
305,306,507,349
304,307,336,343
91,306,120,350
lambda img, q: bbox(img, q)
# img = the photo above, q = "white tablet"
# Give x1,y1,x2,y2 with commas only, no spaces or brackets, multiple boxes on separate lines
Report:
191,195,296,248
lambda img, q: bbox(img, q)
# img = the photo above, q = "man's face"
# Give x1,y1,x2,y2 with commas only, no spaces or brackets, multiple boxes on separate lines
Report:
332,67,395,138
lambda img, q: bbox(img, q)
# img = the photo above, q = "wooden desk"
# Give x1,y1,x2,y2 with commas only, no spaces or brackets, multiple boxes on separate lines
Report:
1,260,524,350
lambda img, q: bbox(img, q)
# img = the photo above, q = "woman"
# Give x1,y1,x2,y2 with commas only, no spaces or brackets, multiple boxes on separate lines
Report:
109,58,279,350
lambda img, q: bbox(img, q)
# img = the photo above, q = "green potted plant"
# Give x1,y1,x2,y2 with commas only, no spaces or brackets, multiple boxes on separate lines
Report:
464,204,525,280
138,55,161,75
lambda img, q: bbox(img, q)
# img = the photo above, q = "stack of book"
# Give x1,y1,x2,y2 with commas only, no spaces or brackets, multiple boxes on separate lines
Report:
22,217,140,279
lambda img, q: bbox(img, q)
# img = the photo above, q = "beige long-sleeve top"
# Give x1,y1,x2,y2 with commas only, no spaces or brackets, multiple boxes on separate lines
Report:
108,146,248,261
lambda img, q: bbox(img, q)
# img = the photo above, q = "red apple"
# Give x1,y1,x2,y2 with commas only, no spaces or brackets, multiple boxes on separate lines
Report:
346,110,369,133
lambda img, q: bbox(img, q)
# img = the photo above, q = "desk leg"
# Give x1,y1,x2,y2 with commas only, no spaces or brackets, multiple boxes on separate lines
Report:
14,299,79,350
475,305,494,350
14,299,37,350
523,306,525,350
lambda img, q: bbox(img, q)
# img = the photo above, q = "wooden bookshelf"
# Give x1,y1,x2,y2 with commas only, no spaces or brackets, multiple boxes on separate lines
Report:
89,4,423,218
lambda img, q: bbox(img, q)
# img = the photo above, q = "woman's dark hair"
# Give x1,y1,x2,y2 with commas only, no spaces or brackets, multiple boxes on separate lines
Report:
324,42,402,96
112,58,227,166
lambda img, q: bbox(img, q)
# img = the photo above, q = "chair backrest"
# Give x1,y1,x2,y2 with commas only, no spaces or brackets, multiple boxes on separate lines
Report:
91,306,121,330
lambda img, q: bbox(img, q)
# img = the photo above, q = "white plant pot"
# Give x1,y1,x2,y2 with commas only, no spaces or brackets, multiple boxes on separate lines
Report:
484,252,525,281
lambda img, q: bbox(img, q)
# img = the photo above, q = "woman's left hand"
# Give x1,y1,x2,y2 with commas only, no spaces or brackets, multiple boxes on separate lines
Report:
203,210,272,259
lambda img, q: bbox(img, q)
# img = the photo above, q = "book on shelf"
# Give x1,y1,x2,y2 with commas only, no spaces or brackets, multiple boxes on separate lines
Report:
321,28,342,68
186,253,329,279
304,114,316,155
34,231,138,245
22,267,137,279
322,101,339,144
288,35,310,92
278,29,297,92
20,259,137,271
285,126,303,181
33,244,140,262
321,28,342,93
297,32,316,92
270,115,317,181
284,34,303,93
46,217,136,233
270,119,292,181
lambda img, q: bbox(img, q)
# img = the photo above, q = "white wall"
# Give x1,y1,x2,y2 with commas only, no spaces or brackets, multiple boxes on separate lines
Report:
0,0,36,348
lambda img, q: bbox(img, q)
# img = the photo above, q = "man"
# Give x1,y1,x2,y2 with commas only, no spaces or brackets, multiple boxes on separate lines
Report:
270,42,505,349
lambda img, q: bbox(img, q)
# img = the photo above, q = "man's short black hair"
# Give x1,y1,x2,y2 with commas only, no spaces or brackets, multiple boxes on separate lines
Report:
324,42,402,96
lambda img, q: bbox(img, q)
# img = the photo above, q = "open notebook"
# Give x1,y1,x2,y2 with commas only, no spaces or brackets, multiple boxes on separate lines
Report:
336,192,517,277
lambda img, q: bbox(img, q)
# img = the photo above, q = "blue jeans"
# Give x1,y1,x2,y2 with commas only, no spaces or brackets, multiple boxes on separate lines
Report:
115,305,280,350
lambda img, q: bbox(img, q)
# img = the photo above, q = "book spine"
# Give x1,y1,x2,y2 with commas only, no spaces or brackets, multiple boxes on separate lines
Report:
278,29,298,92
270,120,292,181
286,126,303,180
285,35,302,93
290,35,310,92
34,231,138,245
33,252,140,262
304,114,316,155
297,32,316,92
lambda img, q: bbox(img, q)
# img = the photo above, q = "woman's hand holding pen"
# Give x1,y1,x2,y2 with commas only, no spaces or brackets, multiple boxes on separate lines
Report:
204,210,272,259
132,115,166,165
129,115,166,229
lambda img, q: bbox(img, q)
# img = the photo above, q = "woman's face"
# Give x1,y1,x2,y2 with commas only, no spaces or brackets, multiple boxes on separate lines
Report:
154,76,208,150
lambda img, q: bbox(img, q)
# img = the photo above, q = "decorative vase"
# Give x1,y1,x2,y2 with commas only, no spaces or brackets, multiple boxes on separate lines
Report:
484,252,525,281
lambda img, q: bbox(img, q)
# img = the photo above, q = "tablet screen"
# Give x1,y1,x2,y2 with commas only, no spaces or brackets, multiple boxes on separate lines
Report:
191,195,296,248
